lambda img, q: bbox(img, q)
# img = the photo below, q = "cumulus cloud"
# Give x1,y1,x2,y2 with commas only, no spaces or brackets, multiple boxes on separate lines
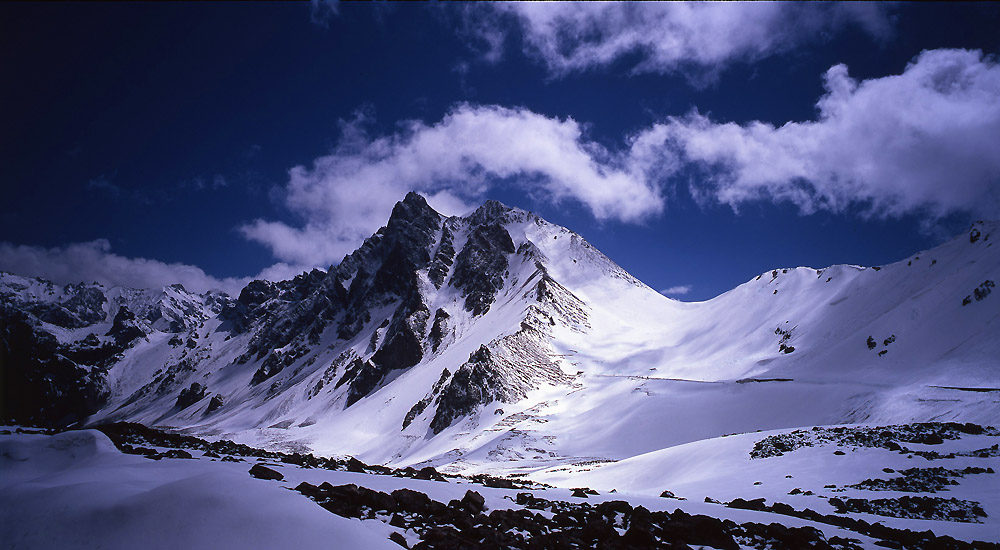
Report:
468,3,890,77
240,104,662,267
638,49,1000,220
242,50,1000,271
659,285,692,296
0,240,249,295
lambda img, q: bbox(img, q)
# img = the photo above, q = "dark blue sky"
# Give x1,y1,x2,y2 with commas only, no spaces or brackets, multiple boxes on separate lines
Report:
2,3,998,299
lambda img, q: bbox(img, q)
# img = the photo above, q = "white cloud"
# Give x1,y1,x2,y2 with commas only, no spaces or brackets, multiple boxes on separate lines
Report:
240,104,663,268
242,50,1000,271
638,49,1000,220
470,3,890,77
255,262,323,283
0,240,250,295
660,285,692,296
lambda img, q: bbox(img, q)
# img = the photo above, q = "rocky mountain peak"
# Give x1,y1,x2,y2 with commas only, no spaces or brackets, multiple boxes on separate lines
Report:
386,192,441,234
465,198,517,227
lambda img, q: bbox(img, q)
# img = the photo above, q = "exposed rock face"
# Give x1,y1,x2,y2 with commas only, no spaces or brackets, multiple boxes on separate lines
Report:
206,394,224,413
0,272,224,427
234,192,442,395
106,306,147,346
403,368,451,430
176,382,208,409
427,223,456,288
428,308,450,352
431,346,506,433
1,193,597,433
452,220,516,316
0,304,111,426
32,286,107,329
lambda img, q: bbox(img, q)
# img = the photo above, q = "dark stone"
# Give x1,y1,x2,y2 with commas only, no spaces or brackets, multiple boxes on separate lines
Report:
726,498,767,511
206,394,224,413
249,464,284,481
415,466,445,481
460,490,486,514
391,488,434,514
973,280,995,302
389,532,408,548
158,449,193,459
176,382,208,409
922,433,944,445
346,457,367,473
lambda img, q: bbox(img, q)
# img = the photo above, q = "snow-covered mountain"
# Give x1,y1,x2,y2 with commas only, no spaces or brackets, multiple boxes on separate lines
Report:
2,193,998,475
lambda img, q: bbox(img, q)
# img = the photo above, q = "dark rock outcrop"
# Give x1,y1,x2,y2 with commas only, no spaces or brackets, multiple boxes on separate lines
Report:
0,305,111,426
451,220,515,317
206,394,224,413
249,464,284,481
430,346,504,433
106,306,147,346
176,382,208,409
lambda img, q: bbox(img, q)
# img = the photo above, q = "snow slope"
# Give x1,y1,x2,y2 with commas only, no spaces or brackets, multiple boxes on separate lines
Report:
0,429,398,550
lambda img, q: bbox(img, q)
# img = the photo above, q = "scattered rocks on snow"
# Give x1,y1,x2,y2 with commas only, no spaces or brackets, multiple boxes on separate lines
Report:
750,422,995,460
828,496,987,523
847,466,994,493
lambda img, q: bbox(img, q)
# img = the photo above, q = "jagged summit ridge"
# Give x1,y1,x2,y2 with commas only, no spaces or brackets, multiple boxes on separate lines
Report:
14,192,597,440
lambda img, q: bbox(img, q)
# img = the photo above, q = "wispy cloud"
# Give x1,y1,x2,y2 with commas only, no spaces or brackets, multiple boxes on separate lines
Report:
464,3,891,79
0,240,249,295
659,285,692,296
86,176,122,197
637,49,1000,220
309,0,339,27
240,104,663,268
183,174,229,192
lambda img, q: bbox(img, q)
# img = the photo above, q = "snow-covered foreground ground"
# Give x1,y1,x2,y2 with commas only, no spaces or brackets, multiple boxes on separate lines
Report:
0,429,398,550
2,426,997,549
